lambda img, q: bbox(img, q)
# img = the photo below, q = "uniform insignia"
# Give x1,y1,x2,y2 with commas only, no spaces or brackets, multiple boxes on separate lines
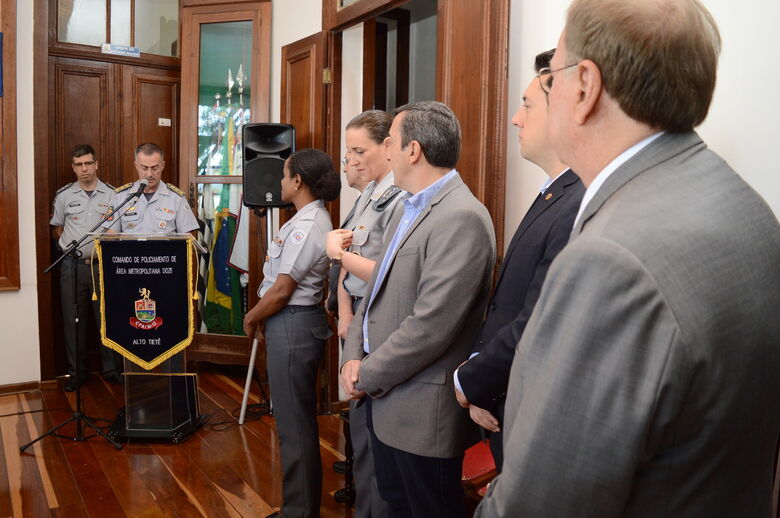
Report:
291,230,307,245
545,193,553,201
358,225,366,230
374,186,403,212
167,184,185,197
56,182,74,195
115,182,134,193
159,221,167,229
157,207,175,214
68,202,82,207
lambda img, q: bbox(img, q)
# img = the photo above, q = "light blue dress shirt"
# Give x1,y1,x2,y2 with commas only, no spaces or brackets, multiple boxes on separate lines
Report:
362,169,458,353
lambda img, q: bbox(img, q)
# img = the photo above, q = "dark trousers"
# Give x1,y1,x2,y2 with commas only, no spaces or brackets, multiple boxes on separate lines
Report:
266,305,330,518
365,399,466,518
60,257,120,379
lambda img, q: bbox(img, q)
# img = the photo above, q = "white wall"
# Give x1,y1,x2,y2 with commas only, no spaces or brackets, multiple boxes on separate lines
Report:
339,24,365,222
0,0,41,385
270,0,322,124
505,0,780,252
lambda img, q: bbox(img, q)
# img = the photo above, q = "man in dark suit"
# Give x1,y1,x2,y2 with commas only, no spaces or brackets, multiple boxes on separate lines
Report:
453,49,584,471
476,0,780,516
341,101,496,518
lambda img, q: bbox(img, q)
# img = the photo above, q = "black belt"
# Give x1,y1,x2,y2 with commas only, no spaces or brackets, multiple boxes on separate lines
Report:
63,256,99,265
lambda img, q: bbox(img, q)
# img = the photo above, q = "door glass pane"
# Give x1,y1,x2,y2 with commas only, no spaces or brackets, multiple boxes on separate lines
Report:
110,0,131,46
135,0,180,57
197,21,253,176
58,0,107,46
196,183,249,336
340,0,361,8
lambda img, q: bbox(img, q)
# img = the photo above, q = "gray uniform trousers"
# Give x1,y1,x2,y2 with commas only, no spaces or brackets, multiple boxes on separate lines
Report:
349,296,390,518
266,305,331,518
60,257,121,379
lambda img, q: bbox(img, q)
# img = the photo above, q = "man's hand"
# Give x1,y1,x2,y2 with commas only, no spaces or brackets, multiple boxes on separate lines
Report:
326,229,353,259
340,359,366,399
469,404,500,433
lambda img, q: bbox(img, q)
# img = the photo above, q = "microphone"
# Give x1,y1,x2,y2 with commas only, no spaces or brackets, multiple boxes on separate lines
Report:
126,178,150,200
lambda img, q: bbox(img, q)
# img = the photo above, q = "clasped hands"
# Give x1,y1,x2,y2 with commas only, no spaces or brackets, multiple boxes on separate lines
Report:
326,229,353,259
455,377,500,433
340,359,366,399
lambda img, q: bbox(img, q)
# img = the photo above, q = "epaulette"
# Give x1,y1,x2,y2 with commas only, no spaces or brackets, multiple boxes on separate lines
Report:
374,186,403,212
168,184,185,197
115,182,133,193
56,182,73,195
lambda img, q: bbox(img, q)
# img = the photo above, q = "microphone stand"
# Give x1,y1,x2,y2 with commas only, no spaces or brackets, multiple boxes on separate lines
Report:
20,185,144,452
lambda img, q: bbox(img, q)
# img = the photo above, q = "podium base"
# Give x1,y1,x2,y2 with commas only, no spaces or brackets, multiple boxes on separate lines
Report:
108,407,207,444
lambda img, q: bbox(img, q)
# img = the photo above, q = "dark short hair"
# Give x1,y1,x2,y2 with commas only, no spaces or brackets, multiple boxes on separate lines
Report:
393,101,461,169
288,148,341,202
566,0,721,132
346,110,393,144
135,142,165,160
71,144,96,161
535,49,555,73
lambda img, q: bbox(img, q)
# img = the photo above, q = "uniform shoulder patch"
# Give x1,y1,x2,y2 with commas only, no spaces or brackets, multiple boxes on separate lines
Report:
167,184,185,197
115,182,133,193
374,186,403,213
290,229,307,245
56,182,74,195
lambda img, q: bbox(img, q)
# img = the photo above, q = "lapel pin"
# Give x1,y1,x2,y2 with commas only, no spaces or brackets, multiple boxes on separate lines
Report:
545,193,553,201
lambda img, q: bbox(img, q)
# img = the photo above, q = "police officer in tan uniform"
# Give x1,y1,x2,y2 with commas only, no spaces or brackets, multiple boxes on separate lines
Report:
243,148,341,518
107,142,198,235
50,144,121,390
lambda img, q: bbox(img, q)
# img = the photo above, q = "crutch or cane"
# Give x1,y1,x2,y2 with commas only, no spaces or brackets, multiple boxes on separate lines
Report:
239,337,260,424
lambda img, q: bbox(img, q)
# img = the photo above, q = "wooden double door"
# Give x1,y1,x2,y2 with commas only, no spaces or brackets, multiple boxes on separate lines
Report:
48,57,180,193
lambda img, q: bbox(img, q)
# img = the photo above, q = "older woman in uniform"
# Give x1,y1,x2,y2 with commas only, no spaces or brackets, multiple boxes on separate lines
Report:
243,148,340,518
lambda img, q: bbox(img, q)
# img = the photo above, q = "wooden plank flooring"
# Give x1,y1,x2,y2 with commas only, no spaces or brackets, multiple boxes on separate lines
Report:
0,365,355,518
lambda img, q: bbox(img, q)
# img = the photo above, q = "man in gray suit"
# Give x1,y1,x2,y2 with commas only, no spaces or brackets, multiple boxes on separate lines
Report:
341,101,496,518
476,0,780,516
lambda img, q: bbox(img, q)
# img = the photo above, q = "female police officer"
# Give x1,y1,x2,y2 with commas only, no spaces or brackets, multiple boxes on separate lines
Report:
243,148,340,518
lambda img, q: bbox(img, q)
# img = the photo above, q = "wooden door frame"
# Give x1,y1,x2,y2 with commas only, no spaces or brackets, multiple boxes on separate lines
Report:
325,0,509,251
0,0,20,291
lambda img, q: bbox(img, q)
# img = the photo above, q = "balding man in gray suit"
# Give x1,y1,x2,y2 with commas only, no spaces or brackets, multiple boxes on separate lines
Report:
341,101,495,518
476,0,780,517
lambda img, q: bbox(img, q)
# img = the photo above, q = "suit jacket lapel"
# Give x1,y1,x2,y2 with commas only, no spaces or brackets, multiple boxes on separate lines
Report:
572,131,704,237
496,169,577,285
371,174,465,298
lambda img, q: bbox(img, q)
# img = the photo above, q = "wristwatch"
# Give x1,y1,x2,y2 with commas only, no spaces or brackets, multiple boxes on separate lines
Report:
331,249,345,265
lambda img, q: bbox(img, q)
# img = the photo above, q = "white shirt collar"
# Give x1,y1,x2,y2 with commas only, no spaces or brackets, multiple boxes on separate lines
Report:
540,168,569,194
573,132,664,228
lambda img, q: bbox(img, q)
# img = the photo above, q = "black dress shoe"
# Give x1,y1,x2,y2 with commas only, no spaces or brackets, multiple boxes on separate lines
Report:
63,377,85,392
332,460,346,474
103,373,123,385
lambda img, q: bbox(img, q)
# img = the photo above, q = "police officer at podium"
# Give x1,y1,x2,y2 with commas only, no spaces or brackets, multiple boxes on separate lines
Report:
51,144,122,390
108,142,198,235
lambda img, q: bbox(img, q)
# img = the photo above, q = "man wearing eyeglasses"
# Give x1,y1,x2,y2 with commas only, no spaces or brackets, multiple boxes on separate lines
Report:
476,0,780,516
453,49,584,472
50,143,121,390
107,142,198,235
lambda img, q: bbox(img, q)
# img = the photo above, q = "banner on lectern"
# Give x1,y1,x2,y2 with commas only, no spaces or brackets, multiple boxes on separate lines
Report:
95,237,196,370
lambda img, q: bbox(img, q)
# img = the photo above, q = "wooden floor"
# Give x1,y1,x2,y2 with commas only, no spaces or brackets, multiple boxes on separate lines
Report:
0,365,354,518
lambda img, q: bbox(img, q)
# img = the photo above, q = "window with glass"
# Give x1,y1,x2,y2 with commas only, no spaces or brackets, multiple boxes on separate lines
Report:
197,21,253,176
57,0,179,57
